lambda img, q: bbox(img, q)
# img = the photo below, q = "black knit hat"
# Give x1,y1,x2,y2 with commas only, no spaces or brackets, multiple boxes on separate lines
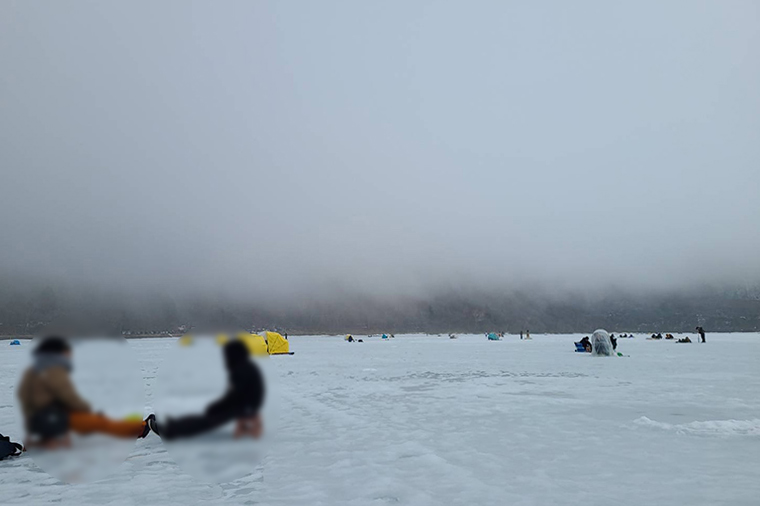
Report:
34,336,72,355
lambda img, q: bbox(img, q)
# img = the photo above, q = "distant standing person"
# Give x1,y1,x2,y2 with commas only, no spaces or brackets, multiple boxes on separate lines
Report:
696,326,706,343
520,331,523,340
526,329,530,339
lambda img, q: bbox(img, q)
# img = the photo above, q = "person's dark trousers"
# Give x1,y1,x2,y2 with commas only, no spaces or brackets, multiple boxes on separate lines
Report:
161,411,236,440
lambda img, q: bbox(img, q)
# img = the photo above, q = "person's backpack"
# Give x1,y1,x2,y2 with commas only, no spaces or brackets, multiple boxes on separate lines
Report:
0,433,23,460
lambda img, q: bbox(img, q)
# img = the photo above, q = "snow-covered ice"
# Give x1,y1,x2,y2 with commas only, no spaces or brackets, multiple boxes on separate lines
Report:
2,333,759,505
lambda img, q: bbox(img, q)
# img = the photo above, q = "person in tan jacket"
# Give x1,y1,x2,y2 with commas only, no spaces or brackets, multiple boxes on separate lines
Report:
17,337,152,446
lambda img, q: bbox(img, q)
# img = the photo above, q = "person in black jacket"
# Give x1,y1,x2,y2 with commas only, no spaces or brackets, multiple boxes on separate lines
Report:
149,340,265,440
696,326,706,343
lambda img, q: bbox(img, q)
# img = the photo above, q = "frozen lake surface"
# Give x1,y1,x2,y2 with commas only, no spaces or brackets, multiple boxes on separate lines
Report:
2,333,759,505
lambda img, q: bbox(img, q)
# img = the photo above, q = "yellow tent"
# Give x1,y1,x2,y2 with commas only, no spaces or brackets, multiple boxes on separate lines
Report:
178,335,193,346
216,334,230,346
238,333,269,356
263,331,290,355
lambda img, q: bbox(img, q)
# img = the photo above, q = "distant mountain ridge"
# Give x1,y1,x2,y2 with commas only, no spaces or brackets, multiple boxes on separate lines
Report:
2,284,759,335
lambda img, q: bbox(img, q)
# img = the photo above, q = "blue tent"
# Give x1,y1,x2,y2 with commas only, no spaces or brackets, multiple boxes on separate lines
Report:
9,339,21,346
487,333,500,341
574,342,587,352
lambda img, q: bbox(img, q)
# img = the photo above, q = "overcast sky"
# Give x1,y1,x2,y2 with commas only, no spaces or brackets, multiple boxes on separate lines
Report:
1,1,759,301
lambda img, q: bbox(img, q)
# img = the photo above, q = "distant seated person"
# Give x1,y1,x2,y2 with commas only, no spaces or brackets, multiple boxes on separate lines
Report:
17,337,151,448
665,334,674,340
677,337,692,344
579,336,592,352
148,340,265,440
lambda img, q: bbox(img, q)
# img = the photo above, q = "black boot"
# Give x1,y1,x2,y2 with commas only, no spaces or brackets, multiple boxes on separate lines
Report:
142,414,159,438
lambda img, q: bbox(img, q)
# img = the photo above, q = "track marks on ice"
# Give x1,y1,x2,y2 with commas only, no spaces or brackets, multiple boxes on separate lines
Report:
633,417,760,437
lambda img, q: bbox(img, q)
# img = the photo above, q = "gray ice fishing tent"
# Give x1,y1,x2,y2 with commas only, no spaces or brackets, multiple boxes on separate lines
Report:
591,329,614,357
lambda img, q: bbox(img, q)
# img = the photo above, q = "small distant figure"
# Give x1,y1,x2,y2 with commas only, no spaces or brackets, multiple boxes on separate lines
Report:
696,326,706,343
579,336,592,352
520,331,523,340
665,333,674,340
610,334,618,351
526,330,531,340
347,335,354,343
677,336,692,343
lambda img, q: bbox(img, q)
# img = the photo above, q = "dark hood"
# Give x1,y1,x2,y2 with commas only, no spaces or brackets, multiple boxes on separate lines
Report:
223,340,250,370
